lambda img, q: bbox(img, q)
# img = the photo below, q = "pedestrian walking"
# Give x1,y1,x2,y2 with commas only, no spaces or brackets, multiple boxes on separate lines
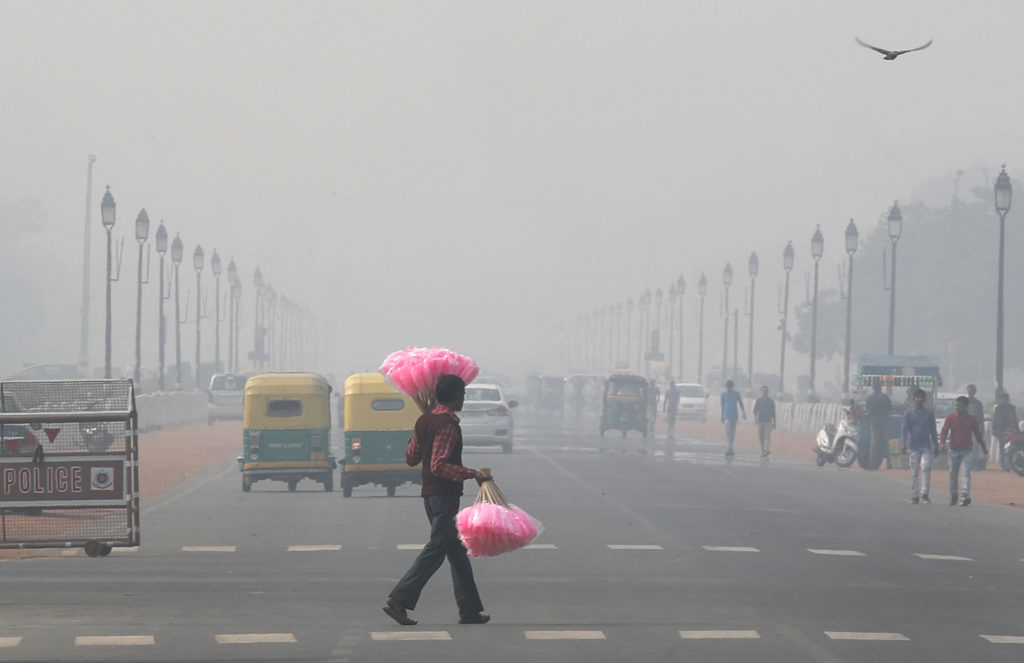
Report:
720,380,745,457
383,375,491,627
865,380,893,469
663,381,679,437
648,379,660,427
939,395,987,506
965,384,987,470
752,385,775,457
901,388,938,504
992,392,1019,470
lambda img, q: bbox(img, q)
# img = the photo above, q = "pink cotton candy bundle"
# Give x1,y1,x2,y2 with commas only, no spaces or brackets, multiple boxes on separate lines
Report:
379,347,479,410
456,503,542,557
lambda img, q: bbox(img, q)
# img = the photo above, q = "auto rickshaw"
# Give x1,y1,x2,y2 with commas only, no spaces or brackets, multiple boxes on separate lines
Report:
538,375,565,413
600,373,649,438
238,373,336,492
341,373,421,497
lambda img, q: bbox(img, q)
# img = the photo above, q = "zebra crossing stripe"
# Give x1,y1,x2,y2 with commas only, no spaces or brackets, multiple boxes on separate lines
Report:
524,544,557,549
371,632,451,641
808,549,866,556
914,553,973,561
182,546,236,552
397,544,425,550
680,630,760,639
75,636,155,646
607,544,663,550
287,545,342,551
525,631,606,640
825,632,908,641
215,633,296,644
703,546,760,552
981,635,1024,644
0,637,22,647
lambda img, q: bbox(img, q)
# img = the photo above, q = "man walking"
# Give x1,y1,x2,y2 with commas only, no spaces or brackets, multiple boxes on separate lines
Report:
940,395,987,506
901,388,938,504
383,375,491,626
720,380,745,457
752,385,776,457
663,381,680,438
865,379,893,469
966,384,987,470
992,392,1018,470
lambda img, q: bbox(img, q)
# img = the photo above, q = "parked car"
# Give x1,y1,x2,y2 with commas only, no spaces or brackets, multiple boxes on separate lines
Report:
460,382,518,453
675,383,709,421
208,373,247,424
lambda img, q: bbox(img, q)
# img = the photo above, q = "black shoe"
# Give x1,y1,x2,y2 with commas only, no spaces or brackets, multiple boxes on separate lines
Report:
921,494,930,503
909,497,919,504
458,612,491,624
960,496,972,507
383,597,417,626
950,494,958,506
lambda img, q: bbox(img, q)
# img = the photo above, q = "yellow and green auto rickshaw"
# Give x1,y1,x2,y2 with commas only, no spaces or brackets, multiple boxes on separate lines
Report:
600,373,649,438
341,373,421,498
238,373,336,492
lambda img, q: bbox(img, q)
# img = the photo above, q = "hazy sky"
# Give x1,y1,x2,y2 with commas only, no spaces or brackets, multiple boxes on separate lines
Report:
2,0,1022,382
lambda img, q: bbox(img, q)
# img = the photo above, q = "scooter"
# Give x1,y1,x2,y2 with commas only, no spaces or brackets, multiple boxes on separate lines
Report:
814,406,860,468
999,428,1024,476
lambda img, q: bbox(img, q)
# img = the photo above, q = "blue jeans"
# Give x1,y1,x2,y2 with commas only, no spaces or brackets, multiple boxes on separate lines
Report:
909,447,933,498
948,448,974,497
390,495,484,616
724,419,738,453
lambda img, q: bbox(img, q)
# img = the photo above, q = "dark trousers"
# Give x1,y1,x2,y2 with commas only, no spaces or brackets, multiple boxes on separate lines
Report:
389,495,484,616
870,420,892,469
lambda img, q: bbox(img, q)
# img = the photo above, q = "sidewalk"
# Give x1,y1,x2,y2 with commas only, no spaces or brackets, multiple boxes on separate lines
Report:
670,417,1024,508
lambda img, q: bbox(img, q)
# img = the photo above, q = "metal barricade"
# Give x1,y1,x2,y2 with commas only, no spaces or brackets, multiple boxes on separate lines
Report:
0,379,138,556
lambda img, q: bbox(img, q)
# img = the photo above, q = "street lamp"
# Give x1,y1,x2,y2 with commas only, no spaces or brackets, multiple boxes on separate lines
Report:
638,291,650,372
193,245,204,388
231,278,242,374
698,273,707,384
100,186,116,379
655,288,663,365
227,258,237,372
133,209,150,385
780,241,794,395
843,219,859,395
810,226,824,401
676,275,685,381
747,252,759,390
625,297,633,371
722,263,733,384
887,201,903,354
253,267,264,369
615,302,623,368
171,233,183,388
668,283,677,379
211,250,222,374
155,222,168,390
995,165,1013,396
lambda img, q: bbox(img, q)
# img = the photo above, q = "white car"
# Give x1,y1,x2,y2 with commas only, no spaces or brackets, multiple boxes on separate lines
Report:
207,373,247,424
460,383,518,453
674,383,709,421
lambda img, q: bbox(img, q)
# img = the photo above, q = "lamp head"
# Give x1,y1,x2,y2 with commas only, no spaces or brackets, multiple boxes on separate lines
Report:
655,288,663,307
887,201,903,241
995,165,1012,215
626,297,633,313
698,272,708,296
155,222,167,255
783,241,795,272
254,267,264,289
193,244,204,273
100,186,116,228
134,209,150,242
811,225,824,260
748,251,759,277
845,218,859,255
669,283,677,302
170,233,183,264
676,274,685,296
723,263,733,287
210,250,222,277
227,258,237,283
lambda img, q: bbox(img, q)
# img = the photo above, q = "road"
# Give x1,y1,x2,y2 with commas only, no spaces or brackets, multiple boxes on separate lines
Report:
2,410,1024,662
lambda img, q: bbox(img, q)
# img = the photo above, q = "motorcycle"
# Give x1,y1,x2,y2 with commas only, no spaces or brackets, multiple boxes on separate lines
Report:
814,406,860,468
999,428,1024,476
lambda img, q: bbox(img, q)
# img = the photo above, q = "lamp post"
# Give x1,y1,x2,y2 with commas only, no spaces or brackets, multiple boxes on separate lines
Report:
253,267,264,369
226,258,237,372
676,275,685,381
231,279,242,373
155,222,168,390
615,302,623,368
79,154,96,375
698,273,707,384
886,201,903,354
722,263,733,383
995,166,1013,396
638,291,649,372
779,241,794,395
625,297,633,370
100,187,116,378
843,219,859,395
193,245,204,388
211,250,222,374
668,284,677,378
171,233,183,388
747,252,759,390
809,226,824,401
655,288,663,366
133,209,150,385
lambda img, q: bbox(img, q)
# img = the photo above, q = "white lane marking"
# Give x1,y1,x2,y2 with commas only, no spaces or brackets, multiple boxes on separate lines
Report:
981,635,1024,644
524,544,557,549
607,544,663,550
914,553,973,561
808,549,866,557
525,631,606,640
182,546,236,552
287,545,342,551
680,630,760,639
371,632,451,641
825,632,909,641
0,637,22,647
216,633,297,644
75,635,155,646
703,546,760,552
397,544,425,550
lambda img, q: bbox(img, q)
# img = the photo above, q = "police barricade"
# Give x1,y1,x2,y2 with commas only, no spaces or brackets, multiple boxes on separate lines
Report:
0,379,138,557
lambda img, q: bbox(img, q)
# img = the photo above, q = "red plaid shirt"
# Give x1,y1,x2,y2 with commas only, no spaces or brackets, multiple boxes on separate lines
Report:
405,405,476,482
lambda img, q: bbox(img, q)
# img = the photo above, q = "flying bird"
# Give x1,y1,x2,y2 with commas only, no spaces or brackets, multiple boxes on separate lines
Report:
855,36,933,60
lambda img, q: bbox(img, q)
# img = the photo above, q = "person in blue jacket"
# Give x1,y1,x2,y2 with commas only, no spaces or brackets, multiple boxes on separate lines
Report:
901,388,938,504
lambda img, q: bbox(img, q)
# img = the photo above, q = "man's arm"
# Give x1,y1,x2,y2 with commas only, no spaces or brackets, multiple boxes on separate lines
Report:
900,413,909,450
405,431,421,466
739,396,746,418
430,424,477,482
929,414,939,450
939,415,951,446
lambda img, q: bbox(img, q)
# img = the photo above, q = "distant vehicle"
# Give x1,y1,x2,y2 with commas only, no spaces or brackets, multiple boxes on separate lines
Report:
460,382,518,453
674,383,708,422
208,373,247,424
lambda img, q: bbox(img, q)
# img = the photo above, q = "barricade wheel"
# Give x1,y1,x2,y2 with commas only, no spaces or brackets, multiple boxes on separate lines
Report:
84,541,102,557
242,476,252,492
100,544,112,557
287,479,299,492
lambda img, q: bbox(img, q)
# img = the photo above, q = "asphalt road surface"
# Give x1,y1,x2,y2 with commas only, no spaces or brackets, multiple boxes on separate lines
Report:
3,410,1024,662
